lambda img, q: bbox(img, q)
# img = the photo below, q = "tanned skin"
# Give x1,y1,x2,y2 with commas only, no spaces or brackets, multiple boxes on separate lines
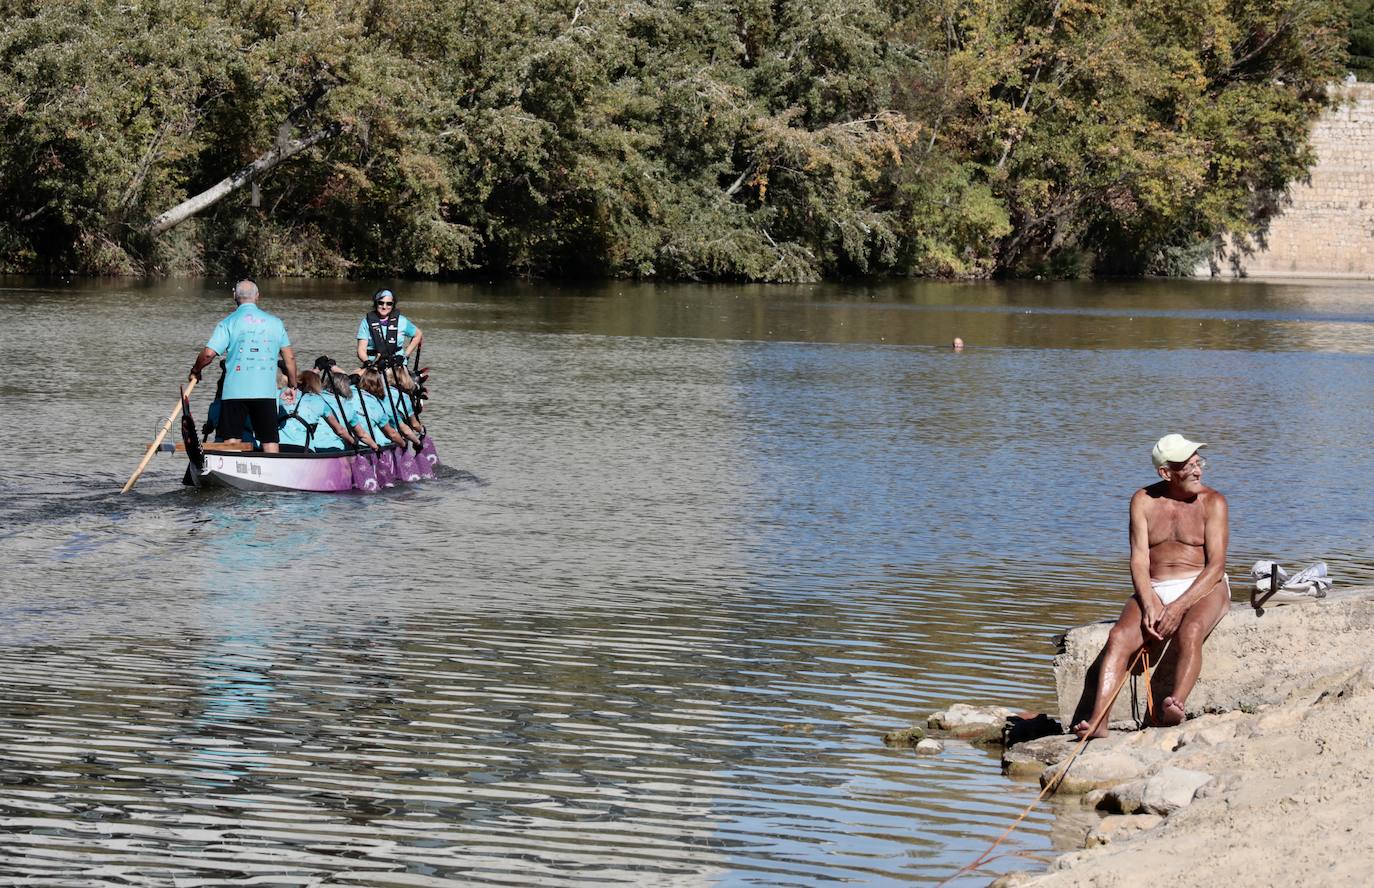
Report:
1073,452,1231,739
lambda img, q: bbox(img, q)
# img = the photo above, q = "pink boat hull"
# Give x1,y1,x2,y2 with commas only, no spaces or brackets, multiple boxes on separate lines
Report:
181,396,440,492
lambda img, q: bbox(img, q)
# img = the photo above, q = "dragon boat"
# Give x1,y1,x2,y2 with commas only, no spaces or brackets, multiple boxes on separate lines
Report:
178,388,438,493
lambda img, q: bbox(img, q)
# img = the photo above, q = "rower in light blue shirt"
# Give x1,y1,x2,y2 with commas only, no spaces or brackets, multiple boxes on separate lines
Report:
276,370,356,452
357,367,422,449
315,363,380,451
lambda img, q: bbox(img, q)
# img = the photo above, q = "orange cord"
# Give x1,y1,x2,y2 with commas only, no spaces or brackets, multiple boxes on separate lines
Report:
1142,648,1154,724
934,647,1148,887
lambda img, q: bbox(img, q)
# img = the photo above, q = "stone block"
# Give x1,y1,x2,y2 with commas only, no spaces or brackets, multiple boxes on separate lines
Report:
1138,766,1212,814
1174,720,1239,749
1086,813,1163,845
1003,733,1078,778
1096,778,1147,814
988,872,1049,887
881,725,925,746
1041,751,1149,795
1098,767,1212,815
927,703,1015,742
915,738,944,755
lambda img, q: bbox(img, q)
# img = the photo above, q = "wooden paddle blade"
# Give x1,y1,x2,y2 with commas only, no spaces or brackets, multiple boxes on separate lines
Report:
121,377,198,493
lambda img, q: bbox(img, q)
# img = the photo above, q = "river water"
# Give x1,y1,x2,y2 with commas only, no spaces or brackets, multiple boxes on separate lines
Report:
2,276,1374,886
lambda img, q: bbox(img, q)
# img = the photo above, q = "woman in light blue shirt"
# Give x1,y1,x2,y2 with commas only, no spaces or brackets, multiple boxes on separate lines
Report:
358,368,422,449
322,371,380,451
277,371,359,453
356,289,422,366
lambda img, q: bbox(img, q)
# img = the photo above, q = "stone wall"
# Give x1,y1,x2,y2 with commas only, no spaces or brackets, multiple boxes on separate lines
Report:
1208,83,1374,278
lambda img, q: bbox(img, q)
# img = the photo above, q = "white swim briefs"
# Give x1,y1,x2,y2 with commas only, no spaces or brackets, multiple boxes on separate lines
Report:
1151,573,1229,605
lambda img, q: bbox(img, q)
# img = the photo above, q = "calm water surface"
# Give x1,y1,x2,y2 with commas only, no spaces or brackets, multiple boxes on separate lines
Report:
3,277,1374,886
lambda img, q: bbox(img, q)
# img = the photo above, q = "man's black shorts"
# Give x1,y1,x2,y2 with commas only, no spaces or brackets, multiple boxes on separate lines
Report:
220,398,279,444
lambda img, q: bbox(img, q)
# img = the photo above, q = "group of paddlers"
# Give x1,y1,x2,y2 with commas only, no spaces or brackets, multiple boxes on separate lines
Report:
188,281,428,455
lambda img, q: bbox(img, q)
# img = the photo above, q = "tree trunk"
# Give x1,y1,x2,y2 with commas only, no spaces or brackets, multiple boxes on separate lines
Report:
146,125,337,236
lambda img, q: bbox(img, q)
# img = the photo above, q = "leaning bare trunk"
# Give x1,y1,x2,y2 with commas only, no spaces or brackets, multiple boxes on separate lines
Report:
146,125,337,236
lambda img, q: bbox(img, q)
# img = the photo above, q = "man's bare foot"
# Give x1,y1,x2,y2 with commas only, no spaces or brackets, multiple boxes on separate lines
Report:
1155,696,1186,727
1072,719,1109,740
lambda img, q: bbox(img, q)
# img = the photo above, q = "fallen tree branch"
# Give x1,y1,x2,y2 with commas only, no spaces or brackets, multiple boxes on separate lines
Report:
146,124,338,236
724,159,758,197
1228,11,1297,75
19,201,52,223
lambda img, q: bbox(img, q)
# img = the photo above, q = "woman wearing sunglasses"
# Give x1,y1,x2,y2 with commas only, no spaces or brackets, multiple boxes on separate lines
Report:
356,288,424,368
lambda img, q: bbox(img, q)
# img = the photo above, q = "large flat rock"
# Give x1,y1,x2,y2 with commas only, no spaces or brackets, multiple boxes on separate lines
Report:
1054,586,1374,728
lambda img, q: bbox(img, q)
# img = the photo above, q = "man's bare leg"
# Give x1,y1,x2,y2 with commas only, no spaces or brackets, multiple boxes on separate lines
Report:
1156,579,1231,726
1073,597,1146,740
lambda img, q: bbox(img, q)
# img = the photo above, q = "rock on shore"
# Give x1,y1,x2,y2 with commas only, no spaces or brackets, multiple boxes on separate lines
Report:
1005,587,1374,886
1053,586,1374,730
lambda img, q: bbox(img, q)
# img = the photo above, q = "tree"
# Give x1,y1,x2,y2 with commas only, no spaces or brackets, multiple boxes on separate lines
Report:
0,0,1349,280
1347,0,1374,77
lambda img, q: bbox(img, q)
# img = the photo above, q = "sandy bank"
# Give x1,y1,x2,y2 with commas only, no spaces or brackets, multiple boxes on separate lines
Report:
999,588,1374,886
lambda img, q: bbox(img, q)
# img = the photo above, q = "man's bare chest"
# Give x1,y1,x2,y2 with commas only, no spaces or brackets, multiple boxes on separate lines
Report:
1147,500,1207,547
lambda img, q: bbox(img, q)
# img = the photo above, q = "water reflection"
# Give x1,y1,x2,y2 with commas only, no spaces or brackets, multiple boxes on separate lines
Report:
383,277,1374,352
2,276,1374,885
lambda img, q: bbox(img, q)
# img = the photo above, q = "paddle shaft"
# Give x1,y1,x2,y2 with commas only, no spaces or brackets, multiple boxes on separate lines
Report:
378,362,410,446
121,377,198,493
354,378,384,449
323,373,367,452
408,342,425,423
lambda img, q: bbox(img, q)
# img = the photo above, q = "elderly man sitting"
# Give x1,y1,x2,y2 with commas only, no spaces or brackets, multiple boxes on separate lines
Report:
1074,434,1231,739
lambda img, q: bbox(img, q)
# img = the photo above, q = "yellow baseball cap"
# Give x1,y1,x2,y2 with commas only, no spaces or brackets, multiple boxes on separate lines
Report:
1151,434,1207,468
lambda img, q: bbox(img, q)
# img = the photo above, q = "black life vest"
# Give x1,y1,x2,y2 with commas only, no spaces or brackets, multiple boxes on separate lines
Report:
280,398,318,447
363,310,401,358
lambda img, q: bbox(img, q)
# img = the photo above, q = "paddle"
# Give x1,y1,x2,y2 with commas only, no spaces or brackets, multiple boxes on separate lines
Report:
407,341,425,417
392,345,434,481
398,344,437,479
353,376,396,488
121,377,199,493
321,367,378,493
406,352,439,477
376,356,422,482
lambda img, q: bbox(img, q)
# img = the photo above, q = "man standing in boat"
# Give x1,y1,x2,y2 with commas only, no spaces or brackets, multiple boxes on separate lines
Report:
188,280,297,453
1073,434,1231,739
357,288,423,368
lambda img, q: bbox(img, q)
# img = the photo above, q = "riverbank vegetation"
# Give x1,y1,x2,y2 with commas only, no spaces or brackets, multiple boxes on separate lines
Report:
0,0,1349,280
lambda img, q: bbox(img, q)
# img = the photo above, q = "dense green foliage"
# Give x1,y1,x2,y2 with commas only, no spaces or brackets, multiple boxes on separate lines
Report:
0,0,1348,280
1348,0,1374,77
